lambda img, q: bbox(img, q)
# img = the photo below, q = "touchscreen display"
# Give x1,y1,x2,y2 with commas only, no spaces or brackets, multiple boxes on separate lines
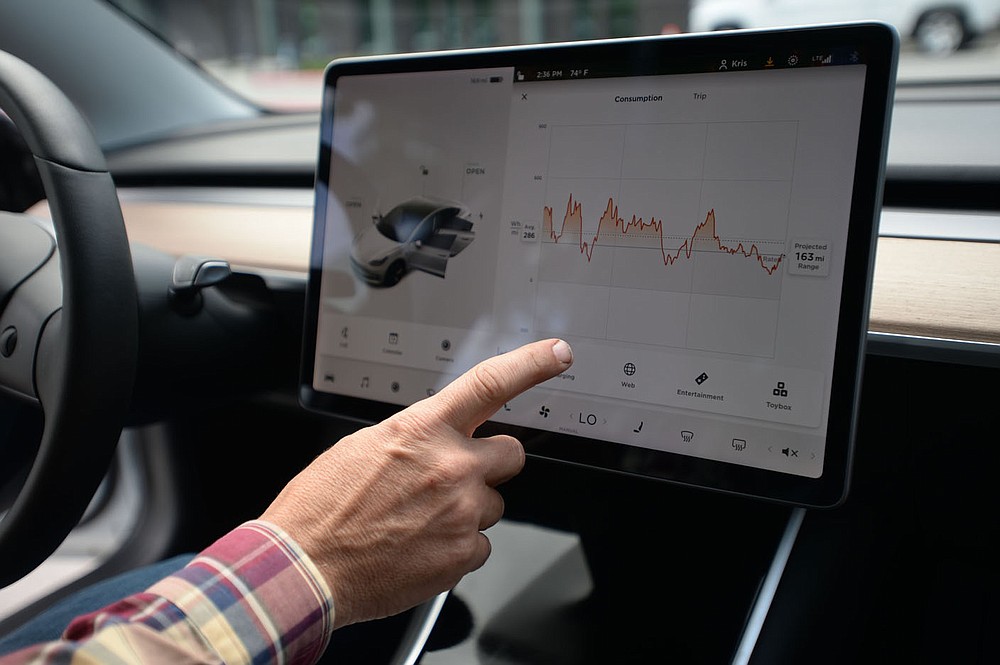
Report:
304,27,895,505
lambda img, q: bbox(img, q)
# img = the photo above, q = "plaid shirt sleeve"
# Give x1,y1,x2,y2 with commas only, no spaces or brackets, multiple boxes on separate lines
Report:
0,520,335,665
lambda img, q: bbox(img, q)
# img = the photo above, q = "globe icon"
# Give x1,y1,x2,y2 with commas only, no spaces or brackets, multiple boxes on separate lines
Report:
623,362,637,376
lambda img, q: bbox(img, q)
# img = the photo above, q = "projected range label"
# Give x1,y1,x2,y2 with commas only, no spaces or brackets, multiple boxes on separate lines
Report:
788,239,831,276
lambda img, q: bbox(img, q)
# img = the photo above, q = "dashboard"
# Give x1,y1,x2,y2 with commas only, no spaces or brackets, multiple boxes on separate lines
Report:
98,192,1000,347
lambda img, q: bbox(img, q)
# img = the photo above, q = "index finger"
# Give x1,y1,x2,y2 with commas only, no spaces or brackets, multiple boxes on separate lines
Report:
427,339,574,435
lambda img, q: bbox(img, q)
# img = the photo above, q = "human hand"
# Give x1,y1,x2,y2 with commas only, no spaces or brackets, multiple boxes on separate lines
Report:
261,338,574,628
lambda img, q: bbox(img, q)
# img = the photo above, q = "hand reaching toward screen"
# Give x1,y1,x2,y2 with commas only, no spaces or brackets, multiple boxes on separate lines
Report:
261,338,574,628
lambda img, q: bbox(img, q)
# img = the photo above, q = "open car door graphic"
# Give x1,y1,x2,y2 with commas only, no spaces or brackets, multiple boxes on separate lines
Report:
407,209,475,278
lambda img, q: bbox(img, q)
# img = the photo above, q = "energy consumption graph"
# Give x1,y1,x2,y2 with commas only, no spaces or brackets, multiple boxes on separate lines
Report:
542,197,784,274
531,120,797,358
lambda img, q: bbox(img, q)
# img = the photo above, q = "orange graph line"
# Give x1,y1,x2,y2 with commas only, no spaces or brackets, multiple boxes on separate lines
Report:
542,195,784,275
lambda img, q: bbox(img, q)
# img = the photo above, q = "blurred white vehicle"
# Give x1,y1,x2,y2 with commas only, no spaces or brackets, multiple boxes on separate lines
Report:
689,0,1000,53
350,197,475,287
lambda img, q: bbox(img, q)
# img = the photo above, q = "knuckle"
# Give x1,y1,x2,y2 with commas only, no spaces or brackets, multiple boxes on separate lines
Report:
494,492,506,518
471,534,492,570
379,411,443,457
426,460,459,489
384,410,426,440
376,422,418,462
456,532,488,567
483,491,505,527
420,448,476,495
444,448,477,481
452,492,480,526
469,362,510,404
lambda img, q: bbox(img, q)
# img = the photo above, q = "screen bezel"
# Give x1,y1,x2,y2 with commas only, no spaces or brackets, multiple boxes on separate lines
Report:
299,23,899,508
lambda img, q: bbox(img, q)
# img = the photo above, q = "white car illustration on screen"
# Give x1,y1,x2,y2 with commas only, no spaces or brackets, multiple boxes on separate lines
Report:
350,196,476,286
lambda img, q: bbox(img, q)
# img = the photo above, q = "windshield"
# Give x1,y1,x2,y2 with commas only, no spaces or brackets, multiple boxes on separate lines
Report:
109,0,1000,112
103,1,999,172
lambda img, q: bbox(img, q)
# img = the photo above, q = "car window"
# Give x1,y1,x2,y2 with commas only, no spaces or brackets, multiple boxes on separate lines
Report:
377,205,422,242
412,214,437,244
105,0,999,175
109,1,999,106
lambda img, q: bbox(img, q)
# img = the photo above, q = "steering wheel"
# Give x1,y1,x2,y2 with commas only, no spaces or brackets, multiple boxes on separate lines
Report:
0,50,137,587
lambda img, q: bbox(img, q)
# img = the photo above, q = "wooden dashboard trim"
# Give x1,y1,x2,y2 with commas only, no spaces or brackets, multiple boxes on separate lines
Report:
116,200,313,273
30,199,1000,346
870,236,1000,344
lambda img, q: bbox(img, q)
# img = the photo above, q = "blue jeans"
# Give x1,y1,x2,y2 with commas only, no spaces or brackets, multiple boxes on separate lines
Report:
0,554,195,655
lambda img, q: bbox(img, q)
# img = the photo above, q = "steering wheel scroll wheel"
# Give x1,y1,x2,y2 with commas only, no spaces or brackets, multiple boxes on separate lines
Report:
0,50,137,587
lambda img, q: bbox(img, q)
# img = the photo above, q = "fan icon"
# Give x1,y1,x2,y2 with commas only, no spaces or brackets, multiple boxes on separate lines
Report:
539,405,550,418
623,362,637,376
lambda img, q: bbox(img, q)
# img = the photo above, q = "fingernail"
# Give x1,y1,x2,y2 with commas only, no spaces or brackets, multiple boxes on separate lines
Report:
552,339,573,365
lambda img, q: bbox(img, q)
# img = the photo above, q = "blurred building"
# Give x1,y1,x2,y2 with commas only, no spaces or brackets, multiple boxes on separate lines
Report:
112,0,690,68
